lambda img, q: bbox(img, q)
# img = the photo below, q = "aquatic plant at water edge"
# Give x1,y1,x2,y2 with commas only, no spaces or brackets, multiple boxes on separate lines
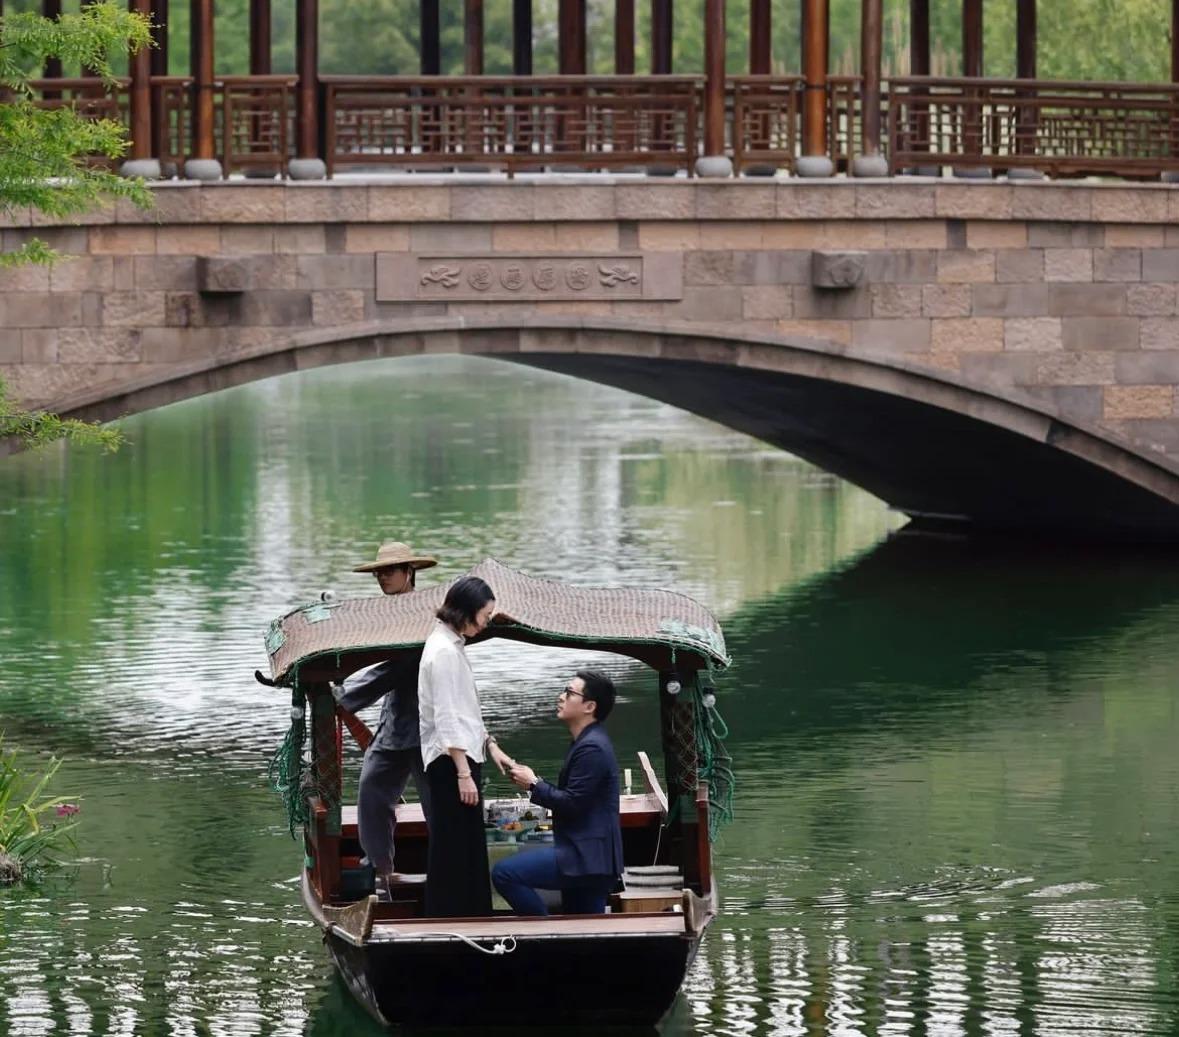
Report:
0,737,79,885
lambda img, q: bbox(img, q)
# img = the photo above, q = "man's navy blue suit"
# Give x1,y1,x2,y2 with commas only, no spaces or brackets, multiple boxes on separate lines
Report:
492,722,624,915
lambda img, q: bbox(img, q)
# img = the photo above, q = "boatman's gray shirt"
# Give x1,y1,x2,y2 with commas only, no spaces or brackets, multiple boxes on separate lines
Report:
338,651,423,751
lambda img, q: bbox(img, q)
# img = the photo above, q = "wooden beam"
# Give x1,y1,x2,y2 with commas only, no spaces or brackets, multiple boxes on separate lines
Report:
962,0,983,78
512,0,532,75
910,0,929,76
420,0,441,75
1016,0,1035,79
294,0,319,159
615,0,635,73
189,0,215,160
651,0,673,74
702,0,726,156
859,0,882,160
749,0,770,74
800,0,828,158
250,0,272,75
128,0,152,159
465,0,484,75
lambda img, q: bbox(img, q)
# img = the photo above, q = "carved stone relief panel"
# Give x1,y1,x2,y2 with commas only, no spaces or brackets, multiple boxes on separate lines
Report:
376,253,683,302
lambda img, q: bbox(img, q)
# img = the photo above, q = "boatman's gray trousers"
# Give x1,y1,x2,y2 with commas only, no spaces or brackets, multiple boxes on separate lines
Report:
357,745,431,874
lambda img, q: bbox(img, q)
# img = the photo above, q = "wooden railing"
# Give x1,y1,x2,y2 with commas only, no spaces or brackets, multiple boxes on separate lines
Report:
321,75,702,176
729,75,802,173
827,75,863,171
217,75,297,174
888,76,1179,177
22,72,1179,181
28,74,293,176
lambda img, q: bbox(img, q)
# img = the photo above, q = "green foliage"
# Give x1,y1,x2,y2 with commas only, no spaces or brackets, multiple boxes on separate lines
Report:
0,736,79,885
0,0,147,451
0,376,125,451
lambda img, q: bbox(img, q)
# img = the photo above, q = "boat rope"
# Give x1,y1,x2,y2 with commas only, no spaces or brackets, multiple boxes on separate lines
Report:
267,685,310,837
418,933,518,955
692,668,735,842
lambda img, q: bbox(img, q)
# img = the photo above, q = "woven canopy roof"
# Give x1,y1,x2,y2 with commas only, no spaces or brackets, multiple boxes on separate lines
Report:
265,558,729,686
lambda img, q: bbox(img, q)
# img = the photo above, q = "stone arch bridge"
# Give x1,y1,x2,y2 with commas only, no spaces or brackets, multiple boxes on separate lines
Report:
6,178,1179,540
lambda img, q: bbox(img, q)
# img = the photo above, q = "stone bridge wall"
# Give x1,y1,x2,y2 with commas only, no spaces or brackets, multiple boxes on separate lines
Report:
4,179,1179,460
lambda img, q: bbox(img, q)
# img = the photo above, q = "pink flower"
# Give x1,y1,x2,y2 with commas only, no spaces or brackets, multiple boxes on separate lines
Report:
55,804,79,817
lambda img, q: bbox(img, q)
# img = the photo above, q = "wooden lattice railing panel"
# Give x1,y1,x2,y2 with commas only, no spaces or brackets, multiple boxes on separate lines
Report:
888,76,1179,177
321,75,702,175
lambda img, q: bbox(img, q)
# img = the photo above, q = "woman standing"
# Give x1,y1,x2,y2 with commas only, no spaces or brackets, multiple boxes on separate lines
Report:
418,575,513,916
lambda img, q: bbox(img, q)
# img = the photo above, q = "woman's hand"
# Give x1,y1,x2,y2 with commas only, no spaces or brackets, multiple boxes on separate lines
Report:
457,772,478,807
489,742,514,776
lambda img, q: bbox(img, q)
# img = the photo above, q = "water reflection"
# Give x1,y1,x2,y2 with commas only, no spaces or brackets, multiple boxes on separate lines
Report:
0,356,1177,1035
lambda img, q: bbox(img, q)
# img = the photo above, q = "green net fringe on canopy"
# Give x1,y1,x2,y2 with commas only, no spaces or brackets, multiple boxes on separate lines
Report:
694,672,734,842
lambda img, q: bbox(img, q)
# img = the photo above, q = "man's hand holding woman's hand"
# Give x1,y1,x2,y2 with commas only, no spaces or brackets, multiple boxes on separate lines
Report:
508,763,537,790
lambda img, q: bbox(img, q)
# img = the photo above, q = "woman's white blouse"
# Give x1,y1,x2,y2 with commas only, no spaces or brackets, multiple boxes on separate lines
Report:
418,620,487,769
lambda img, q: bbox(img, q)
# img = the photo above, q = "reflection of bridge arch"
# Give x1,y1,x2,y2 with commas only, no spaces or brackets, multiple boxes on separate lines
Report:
66,318,1179,540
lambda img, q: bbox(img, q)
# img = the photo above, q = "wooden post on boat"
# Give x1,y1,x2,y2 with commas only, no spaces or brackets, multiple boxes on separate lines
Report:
308,684,342,901
659,671,707,892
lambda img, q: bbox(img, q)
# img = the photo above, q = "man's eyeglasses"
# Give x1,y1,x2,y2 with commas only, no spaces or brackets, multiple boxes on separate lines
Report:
558,686,586,702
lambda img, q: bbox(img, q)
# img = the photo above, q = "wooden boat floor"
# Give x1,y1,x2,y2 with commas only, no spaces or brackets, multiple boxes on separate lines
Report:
369,912,687,940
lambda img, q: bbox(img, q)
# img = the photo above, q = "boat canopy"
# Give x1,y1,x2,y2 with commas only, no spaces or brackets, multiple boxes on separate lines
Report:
265,558,730,687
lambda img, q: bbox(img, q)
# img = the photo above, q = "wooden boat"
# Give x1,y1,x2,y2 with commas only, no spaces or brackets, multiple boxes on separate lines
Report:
261,559,731,1028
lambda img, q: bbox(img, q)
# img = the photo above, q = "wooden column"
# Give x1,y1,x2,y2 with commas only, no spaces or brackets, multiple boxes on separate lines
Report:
128,0,153,161
465,0,484,74
513,0,532,75
799,0,831,174
148,0,169,170
1015,0,1036,157
42,0,63,82
908,0,931,165
854,0,885,174
250,0,271,74
1174,0,1179,83
700,0,728,169
962,0,983,77
186,0,218,174
559,0,586,74
292,0,324,175
749,0,770,74
960,0,985,169
910,0,929,75
420,0,441,74
615,0,635,73
1016,0,1035,79
651,0,673,74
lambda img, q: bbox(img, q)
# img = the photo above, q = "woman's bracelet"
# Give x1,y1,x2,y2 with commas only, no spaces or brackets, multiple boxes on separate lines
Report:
457,771,472,779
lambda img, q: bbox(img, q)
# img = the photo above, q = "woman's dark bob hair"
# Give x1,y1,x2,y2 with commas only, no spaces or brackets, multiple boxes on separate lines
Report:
436,575,495,630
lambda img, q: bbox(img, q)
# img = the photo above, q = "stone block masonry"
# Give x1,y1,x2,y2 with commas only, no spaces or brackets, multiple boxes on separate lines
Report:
4,178,1179,470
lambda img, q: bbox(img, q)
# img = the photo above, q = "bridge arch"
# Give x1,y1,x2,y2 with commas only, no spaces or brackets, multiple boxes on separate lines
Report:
58,317,1179,540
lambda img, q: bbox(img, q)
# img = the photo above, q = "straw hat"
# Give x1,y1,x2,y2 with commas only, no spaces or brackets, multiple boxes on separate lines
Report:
352,541,438,573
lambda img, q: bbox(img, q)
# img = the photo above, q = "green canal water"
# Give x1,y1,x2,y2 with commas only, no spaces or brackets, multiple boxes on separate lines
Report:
1,355,1178,1036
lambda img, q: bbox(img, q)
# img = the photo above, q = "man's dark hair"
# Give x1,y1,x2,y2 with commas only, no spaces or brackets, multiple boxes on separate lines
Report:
436,576,495,629
575,669,616,722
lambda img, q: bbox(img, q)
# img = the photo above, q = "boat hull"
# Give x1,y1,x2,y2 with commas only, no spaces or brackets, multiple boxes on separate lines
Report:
325,926,700,1028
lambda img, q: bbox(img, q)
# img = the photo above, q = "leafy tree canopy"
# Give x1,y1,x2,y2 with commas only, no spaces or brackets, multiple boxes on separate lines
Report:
0,0,151,451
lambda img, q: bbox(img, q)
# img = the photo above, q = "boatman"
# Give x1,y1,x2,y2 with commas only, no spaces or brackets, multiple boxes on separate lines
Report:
493,670,625,915
334,541,438,894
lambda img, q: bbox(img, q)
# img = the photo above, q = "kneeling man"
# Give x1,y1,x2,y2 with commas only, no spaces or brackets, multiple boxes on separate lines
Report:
493,670,624,915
